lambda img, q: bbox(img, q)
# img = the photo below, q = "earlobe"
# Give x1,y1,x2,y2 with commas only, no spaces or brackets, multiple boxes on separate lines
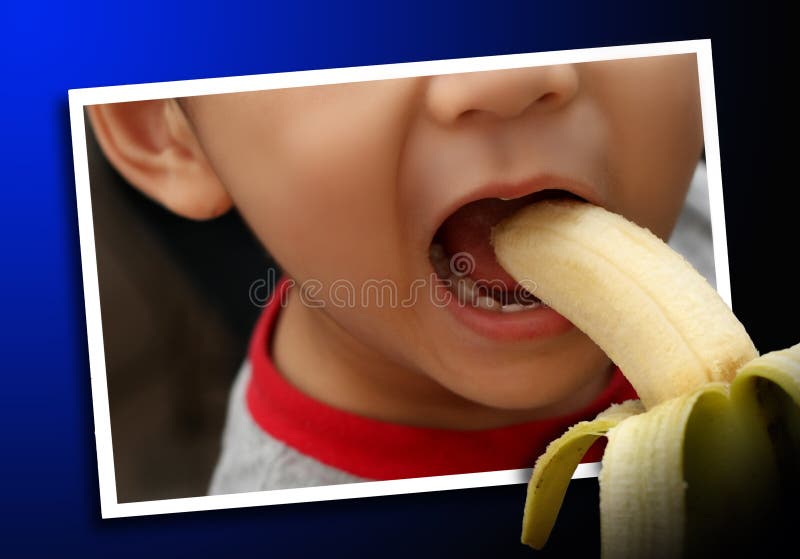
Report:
87,99,233,220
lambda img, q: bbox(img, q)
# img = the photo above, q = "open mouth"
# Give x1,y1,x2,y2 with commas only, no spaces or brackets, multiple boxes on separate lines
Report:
429,189,585,313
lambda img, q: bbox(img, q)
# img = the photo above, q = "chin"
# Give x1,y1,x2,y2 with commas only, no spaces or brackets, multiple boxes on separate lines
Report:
432,338,613,412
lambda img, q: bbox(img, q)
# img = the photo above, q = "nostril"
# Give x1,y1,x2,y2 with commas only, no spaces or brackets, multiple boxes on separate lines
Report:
537,92,557,105
459,109,481,121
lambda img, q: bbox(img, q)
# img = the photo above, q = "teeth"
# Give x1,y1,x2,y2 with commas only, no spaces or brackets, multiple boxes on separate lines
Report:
430,242,539,313
475,295,502,311
500,302,538,313
455,277,476,305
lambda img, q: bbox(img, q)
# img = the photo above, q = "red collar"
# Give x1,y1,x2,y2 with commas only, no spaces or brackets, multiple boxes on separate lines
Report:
246,278,638,481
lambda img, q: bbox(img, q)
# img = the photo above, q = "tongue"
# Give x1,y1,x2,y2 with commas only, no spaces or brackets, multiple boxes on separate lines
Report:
438,198,530,289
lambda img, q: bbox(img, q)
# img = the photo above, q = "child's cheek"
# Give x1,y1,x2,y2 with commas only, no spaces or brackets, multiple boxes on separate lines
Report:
230,84,419,290
588,60,702,239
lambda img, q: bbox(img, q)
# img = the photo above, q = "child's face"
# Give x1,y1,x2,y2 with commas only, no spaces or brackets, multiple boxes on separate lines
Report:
181,55,702,411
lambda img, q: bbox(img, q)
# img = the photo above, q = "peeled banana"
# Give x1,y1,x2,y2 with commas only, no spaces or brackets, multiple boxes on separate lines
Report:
491,199,799,558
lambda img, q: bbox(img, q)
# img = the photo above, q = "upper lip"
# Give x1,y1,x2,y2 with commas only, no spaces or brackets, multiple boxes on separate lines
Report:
426,173,606,246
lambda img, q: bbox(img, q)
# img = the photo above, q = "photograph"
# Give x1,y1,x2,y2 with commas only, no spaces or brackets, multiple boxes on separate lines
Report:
73,44,722,515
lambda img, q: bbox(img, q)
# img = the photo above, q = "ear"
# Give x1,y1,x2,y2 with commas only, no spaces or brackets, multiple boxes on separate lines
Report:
87,99,233,220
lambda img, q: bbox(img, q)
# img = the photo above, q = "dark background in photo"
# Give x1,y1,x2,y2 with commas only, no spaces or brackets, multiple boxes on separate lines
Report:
86,121,277,502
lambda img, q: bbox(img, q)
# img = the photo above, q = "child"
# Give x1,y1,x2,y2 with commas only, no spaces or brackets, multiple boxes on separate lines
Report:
87,54,705,494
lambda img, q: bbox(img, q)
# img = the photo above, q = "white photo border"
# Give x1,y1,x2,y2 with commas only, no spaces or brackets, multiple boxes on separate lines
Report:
68,38,728,519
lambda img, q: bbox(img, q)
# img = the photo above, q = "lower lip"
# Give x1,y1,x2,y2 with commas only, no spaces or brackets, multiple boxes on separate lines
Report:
434,279,574,342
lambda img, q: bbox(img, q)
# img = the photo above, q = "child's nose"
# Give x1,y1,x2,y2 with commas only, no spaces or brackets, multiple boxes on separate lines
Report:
424,65,579,124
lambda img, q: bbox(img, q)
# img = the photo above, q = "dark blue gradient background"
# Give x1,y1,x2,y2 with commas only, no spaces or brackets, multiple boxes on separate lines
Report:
0,1,788,557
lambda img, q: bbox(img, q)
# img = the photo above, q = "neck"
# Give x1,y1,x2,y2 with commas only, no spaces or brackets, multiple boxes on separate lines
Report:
272,285,611,430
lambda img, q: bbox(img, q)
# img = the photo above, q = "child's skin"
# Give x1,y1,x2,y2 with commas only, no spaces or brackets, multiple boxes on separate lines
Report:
89,55,702,431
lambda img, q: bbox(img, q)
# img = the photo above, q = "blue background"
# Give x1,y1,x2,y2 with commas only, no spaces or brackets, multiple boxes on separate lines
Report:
0,1,790,557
